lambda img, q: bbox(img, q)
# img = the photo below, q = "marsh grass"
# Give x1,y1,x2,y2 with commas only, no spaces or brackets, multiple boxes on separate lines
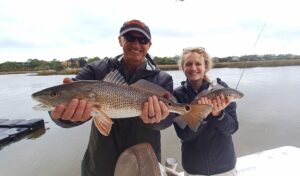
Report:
213,59,300,68
158,59,300,70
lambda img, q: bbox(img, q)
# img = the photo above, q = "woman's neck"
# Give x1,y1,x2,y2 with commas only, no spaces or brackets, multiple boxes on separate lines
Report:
188,79,203,93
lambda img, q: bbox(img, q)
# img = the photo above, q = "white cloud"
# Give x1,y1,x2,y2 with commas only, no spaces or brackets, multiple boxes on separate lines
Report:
0,0,299,62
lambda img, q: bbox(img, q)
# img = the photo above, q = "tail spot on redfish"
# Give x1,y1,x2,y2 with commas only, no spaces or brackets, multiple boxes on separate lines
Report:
185,106,190,111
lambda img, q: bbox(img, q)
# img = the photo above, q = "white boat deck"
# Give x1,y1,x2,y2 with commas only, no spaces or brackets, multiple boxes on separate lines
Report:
236,146,300,176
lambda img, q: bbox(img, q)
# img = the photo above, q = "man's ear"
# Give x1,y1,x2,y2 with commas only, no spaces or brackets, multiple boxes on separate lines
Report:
118,36,124,47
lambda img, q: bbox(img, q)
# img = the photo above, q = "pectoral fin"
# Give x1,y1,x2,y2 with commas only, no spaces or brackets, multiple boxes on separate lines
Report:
92,106,114,136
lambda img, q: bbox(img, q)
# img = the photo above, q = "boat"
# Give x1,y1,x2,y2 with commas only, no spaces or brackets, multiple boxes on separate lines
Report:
236,146,300,176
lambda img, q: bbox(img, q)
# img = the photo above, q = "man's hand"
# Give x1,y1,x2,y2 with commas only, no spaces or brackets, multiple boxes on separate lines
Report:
140,96,169,124
50,78,92,122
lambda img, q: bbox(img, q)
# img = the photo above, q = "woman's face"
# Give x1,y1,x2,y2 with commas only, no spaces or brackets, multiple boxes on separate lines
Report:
182,52,206,82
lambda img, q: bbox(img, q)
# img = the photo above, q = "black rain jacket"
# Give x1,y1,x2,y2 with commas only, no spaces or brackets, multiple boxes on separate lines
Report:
173,78,238,175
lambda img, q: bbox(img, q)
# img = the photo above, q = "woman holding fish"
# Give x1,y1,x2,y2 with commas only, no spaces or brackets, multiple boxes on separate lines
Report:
173,47,240,176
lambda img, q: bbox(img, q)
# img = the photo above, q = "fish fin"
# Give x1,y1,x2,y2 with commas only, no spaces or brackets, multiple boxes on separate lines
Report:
173,116,187,129
103,70,128,86
210,82,225,90
193,89,210,103
209,79,225,90
181,104,212,131
130,79,177,102
92,107,114,136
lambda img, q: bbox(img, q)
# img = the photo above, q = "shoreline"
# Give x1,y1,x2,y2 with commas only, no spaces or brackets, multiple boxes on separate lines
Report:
1,59,300,75
158,59,300,70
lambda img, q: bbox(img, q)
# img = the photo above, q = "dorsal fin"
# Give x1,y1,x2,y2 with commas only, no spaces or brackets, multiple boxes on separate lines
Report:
103,70,128,86
194,82,225,102
192,89,209,103
209,79,225,91
131,79,177,102
211,84,225,90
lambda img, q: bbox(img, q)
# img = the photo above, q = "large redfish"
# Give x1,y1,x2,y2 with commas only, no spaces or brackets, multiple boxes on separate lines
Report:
32,70,212,132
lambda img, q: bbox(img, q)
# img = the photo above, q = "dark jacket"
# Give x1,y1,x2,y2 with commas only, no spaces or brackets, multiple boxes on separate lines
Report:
173,79,238,175
52,54,174,176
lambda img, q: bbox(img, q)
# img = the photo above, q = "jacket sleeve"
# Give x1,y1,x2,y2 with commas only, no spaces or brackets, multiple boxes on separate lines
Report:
142,73,175,131
173,120,207,142
51,113,92,128
211,102,238,135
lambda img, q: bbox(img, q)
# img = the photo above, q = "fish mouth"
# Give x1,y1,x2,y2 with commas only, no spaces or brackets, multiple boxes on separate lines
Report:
32,104,54,111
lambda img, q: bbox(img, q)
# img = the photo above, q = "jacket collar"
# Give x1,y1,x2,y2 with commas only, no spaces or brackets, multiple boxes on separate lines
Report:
112,54,159,84
181,79,211,95
116,54,158,71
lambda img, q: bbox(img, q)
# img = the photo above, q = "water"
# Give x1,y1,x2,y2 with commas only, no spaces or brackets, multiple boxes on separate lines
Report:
0,66,300,175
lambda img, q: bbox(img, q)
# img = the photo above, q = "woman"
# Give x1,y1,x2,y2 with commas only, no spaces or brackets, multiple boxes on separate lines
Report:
173,47,238,176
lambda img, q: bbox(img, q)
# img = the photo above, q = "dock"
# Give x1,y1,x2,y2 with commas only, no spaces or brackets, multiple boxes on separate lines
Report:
0,118,45,146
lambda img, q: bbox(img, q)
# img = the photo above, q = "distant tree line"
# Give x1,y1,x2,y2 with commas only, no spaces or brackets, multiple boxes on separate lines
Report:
213,54,300,62
1,54,299,72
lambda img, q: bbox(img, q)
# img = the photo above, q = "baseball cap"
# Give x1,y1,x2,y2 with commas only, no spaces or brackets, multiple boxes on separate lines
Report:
119,20,151,40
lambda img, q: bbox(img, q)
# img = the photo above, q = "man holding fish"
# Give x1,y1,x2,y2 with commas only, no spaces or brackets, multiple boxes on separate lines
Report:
48,20,174,176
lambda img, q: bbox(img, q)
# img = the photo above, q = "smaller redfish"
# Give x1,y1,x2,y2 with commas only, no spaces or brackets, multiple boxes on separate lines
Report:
197,87,244,100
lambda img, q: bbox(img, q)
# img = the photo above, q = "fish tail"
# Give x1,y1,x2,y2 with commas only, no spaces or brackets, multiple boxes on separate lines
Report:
181,104,212,131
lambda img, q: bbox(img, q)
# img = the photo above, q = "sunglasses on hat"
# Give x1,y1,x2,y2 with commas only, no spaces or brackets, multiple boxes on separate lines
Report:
123,33,150,45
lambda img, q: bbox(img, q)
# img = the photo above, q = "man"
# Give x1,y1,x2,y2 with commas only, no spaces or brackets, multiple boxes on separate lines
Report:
50,19,174,176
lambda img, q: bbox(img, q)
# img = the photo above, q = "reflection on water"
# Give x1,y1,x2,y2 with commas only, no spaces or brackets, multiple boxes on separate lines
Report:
0,66,300,176
26,128,47,140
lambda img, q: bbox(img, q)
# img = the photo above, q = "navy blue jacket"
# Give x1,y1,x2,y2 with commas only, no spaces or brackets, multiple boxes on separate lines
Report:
52,54,174,176
173,79,238,175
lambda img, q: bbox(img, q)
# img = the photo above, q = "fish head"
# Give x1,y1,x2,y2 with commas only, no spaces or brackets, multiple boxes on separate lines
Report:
31,82,91,111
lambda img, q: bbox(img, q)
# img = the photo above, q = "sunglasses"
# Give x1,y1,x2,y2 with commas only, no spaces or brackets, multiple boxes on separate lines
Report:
123,33,150,45
183,47,205,52
182,47,206,54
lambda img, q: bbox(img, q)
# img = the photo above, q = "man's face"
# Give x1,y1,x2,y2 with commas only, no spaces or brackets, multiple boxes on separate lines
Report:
119,31,152,67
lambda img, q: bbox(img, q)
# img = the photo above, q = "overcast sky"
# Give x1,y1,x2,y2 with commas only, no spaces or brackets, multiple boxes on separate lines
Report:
0,0,299,63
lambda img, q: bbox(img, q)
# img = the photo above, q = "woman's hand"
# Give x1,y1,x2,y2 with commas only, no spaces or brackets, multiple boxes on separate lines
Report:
198,94,232,117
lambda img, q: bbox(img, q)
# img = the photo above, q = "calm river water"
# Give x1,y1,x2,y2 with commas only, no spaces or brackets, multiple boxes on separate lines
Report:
0,66,299,176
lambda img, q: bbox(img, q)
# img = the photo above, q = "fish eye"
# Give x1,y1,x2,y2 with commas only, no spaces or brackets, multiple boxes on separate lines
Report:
50,91,60,97
185,106,190,111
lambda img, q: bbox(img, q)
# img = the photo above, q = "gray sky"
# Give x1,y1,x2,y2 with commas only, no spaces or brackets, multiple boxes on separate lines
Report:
0,0,299,63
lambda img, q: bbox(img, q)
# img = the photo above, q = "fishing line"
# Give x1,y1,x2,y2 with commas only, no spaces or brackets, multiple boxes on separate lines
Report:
235,23,266,89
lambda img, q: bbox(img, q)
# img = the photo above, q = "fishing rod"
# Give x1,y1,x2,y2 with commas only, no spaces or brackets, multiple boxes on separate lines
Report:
235,23,266,89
